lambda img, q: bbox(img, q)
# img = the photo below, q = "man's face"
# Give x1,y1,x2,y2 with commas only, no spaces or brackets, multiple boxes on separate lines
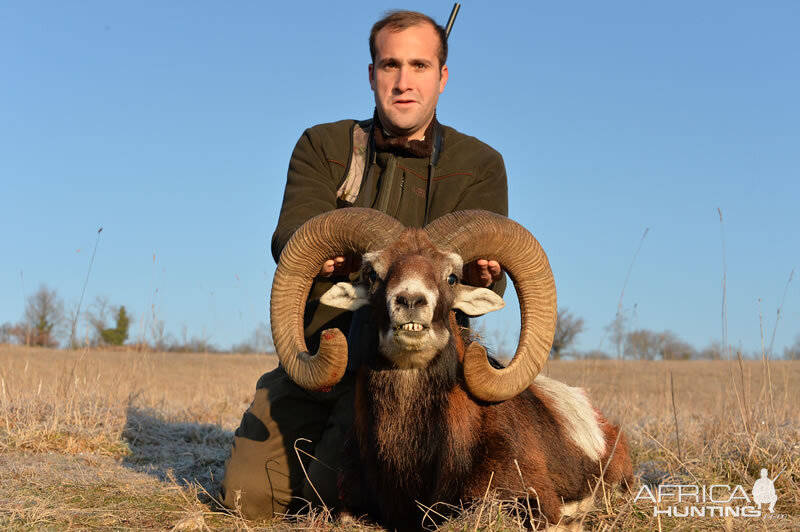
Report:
369,23,448,140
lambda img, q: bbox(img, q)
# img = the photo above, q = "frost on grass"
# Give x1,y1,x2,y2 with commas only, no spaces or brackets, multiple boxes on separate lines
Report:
122,406,233,498
1,347,799,530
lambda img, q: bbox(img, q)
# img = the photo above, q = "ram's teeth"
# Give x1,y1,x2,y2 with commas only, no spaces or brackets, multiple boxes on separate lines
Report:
400,323,423,331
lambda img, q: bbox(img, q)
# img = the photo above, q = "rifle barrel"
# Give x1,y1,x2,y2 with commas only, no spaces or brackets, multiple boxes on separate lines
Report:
445,3,461,39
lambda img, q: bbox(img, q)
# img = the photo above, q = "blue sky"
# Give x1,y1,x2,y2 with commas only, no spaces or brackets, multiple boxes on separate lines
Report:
2,1,798,356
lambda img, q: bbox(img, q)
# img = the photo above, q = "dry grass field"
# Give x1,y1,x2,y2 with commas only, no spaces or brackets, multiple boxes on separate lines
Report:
0,344,797,530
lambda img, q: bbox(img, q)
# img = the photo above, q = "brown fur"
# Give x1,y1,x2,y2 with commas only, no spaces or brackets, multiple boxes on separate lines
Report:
344,349,633,530
339,231,633,531
597,415,635,491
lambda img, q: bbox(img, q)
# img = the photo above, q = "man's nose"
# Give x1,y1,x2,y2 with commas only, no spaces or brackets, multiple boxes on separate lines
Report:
394,66,412,91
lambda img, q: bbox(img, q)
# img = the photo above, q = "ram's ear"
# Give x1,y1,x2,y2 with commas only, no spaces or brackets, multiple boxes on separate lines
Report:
320,282,370,310
453,286,505,317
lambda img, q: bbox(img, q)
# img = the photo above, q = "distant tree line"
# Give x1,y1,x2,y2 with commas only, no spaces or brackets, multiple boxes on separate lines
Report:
538,306,800,361
1,286,796,359
0,284,272,354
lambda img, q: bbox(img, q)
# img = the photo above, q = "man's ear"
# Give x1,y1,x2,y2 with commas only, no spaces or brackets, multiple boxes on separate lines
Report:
439,64,448,94
320,282,370,311
369,63,375,91
452,286,504,317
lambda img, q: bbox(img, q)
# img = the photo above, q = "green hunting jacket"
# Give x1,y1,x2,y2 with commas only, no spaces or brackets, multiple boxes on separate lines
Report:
271,116,508,356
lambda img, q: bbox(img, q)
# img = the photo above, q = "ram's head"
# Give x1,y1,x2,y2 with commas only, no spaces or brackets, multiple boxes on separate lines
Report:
270,208,557,402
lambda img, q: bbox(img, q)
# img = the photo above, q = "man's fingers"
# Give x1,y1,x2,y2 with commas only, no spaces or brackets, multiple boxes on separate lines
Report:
320,255,360,277
487,260,502,280
461,259,504,287
320,256,344,276
319,259,336,277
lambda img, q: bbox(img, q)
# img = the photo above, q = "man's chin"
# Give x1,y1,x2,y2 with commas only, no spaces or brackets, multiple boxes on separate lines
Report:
377,111,424,138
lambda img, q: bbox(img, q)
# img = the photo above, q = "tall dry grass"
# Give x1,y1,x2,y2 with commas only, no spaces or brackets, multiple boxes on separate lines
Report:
1,345,798,530
0,345,275,529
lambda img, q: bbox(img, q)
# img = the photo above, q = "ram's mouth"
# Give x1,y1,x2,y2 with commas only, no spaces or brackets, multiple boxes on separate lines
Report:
395,322,427,333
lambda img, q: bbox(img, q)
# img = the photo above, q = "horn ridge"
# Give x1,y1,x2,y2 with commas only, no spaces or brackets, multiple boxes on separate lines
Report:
425,210,557,402
271,208,404,390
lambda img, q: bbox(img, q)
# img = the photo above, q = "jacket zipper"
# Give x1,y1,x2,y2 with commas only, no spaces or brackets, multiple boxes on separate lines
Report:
376,155,397,214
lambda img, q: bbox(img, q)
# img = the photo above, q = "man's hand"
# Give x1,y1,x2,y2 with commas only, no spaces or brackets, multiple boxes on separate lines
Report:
318,255,361,278
463,259,502,288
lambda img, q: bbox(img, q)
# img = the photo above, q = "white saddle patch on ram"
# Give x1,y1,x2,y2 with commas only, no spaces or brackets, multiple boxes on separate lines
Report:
559,495,594,518
532,376,606,462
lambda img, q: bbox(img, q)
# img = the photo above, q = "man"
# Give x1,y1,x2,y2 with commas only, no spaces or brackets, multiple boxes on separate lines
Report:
221,10,508,519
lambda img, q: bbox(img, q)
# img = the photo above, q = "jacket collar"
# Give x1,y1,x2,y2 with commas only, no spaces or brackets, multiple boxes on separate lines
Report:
372,111,438,158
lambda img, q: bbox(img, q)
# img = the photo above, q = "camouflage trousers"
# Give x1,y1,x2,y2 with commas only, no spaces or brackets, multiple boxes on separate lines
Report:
220,366,355,519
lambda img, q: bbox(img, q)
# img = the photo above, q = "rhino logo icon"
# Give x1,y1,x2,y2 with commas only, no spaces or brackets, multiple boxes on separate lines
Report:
752,468,779,513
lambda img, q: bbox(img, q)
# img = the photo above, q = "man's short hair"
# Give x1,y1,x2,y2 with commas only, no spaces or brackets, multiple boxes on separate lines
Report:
369,10,448,69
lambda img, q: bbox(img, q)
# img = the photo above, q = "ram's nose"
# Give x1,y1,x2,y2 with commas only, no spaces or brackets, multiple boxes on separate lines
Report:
395,291,428,310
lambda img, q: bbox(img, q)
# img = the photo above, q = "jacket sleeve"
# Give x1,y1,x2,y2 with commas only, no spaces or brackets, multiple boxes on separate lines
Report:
271,128,340,263
454,150,509,298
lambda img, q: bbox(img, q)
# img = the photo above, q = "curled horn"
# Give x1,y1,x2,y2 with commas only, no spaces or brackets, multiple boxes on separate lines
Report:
271,208,404,391
424,210,557,402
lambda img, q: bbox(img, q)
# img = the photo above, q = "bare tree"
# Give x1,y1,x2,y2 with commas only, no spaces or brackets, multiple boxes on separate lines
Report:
149,318,172,351
625,329,662,360
550,308,584,359
605,310,628,360
697,341,723,360
626,329,695,360
231,321,274,354
659,331,695,360
86,295,112,346
0,322,12,344
66,302,83,347
784,335,800,360
20,284,65,347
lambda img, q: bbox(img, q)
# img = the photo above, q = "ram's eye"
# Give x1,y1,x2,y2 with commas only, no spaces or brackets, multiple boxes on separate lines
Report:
447,273,458,286
367,270,378,284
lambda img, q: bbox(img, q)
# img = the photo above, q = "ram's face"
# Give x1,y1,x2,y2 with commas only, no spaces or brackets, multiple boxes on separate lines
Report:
362,246,461,368
320,231,504,369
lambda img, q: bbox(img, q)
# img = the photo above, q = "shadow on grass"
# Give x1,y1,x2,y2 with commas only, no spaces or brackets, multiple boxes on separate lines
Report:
121,406,233,504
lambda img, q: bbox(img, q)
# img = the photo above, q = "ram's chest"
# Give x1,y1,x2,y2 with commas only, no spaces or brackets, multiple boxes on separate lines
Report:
358,370,480,501
365,371,441,470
